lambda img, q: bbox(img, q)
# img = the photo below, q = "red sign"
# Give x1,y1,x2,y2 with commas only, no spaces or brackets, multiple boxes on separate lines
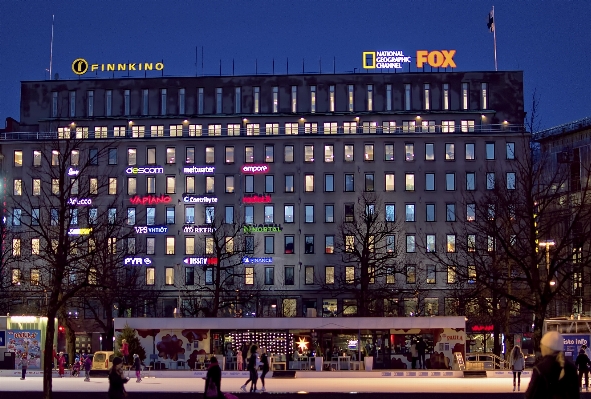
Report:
130,195,172,205
241,164,269,174
243,195,272,204
471,325,494,332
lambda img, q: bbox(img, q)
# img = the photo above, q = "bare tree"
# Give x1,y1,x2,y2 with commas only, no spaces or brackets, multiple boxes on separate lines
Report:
319,192,405,316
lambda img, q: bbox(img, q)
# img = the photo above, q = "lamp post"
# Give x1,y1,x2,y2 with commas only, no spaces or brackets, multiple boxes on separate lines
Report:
539,240,556,285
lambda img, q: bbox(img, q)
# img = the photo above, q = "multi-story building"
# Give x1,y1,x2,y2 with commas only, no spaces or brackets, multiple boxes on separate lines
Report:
1,71,526,334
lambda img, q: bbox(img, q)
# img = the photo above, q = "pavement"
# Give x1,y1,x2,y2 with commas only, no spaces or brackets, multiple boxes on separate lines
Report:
1,374,590,399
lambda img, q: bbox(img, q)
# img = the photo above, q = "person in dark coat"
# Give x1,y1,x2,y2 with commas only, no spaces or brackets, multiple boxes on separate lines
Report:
525,331,579,399
20,354,28,380
133,354,142,382
575,348,591,391
260,349,270,392
240,345,259,393
241,343,249,371
83,355,92,382
204,356,223,399
108,357,129,399
416,337,427,369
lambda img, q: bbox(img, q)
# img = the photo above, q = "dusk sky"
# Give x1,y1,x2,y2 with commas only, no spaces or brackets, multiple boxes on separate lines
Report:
1,0,589,130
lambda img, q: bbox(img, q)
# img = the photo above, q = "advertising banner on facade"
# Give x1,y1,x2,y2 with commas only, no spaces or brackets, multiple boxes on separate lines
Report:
6,330,42,369
562,334,591,361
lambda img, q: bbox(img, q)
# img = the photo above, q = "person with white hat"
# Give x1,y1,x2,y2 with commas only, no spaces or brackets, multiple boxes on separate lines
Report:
525,331,579,398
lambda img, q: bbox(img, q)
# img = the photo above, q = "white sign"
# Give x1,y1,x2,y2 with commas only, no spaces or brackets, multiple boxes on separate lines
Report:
183,196,218,204
183,257,217,265
124,257,152,266
184,166,215,174
67,168,80,176
68,228,92,235
125,166,164,175
183,225,214,233
134,226,168,234
242,257,273,264
68,198,92,206
363,50,412,69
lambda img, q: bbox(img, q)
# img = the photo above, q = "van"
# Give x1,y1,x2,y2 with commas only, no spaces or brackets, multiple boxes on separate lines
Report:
91,351,116,370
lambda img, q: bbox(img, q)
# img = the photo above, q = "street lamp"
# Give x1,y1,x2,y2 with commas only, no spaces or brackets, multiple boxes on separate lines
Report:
539,240,555,271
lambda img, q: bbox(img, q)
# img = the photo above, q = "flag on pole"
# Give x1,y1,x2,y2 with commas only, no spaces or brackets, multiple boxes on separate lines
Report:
487,8,495,32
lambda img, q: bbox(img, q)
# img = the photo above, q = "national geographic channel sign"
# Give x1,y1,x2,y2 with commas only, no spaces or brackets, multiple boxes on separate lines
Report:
362,50,456,70
72,58,164,76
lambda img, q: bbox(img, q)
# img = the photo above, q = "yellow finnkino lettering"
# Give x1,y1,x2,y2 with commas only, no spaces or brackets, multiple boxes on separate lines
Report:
107,64,115,71
71,59,165,75
156,62,164,71
91,64,99,72
144,63,153,70
118,63,127,71
129,63,136,71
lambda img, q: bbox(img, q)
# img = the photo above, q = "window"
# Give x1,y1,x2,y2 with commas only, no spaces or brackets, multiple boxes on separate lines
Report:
264,205,274,223
245,206,253,224
445,143,455,161
446,173,455,191
385,204,395,222
304,145,314,162
234,87,241,113
284,236,294,254
405,173,415,191
50,179,59,195
406,235,415,253
146,147,156,164
423,84,430,110
405,204,415,222
486,143,495,160
465,143,475,160
270,86,279,113
284,205,294,223
69,90,76,117
325,205,334,223
206,176,215,194
146,177,155,194
108,208,117,224
146,207,155,225
12,269,21,285
151,125,164,137
166,176,176,194
466,172,475,190
32,150,42,167
344,174,355,192
253,87,260,113
280,174,292,193
106,148,117,165
365,174,374,192
441,83,450,110
196,87,204,114
284,145,294,163
305,174,314,192
406,265,416,284
426,203,435,222
244,267,254,285
426,264,436,284
244,236,254,254
385,173,395,191
12,150,23,167
185,176,195,194
215,87,222,114
486,172,495,190
185,267,194,285
404,84,411,110
446,235,456,252
323,174,335,192
264,175,273,193
51,150,60,166
290,85,298,112
166,207,175,224
506,142,515,160
446,204,456,222
262,267,274,285
468,234,476,252
467,204,476,221
364,144,374,161
405,144,414,161
341,145,354,163
188,124,202,137
385,84,392,111
265,236,274,254
309,85,316,113
348,84,354,112
345,203,354,222
146,237,155,255
383,143,395,161
205,146,215,164
226,175,235,193
345,266,355,284
127,208,136,225
263,145,274,163
13,179,22,196
468,265,477,283
12,209,21,226
205,206,215,223
325,236,335,253
166,147,176,164
31,179,40,196
462,83,469,110
305,205,314,223
166,236,175,255
185,206,195,224
323,145,334,163
425,173,435,191
228,123,240,136
424,143,435,161
87,208,96,225
244,146,254,163
507,172,516,190
301,266,313,285
329,85,335,112
426,234,436,253
224,206,234,224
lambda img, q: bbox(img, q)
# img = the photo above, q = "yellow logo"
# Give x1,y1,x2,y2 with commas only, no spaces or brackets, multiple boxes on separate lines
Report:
72,58,89,75
416,50,456,68
362,52,376,69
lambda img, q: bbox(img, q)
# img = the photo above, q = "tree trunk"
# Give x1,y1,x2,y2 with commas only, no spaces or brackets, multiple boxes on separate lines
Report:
103,317,115,351
42,309,57,399
493,322,501,358
533,308,547,358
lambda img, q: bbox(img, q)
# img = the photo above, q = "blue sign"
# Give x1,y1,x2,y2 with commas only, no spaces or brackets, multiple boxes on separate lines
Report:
563,334,590,359
0,331,5,347
242,257,273,264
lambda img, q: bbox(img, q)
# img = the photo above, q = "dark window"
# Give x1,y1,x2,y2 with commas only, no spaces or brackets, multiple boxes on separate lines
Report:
284,236,295,254
284,266,295,285
185,267,194,285
305,236,314,254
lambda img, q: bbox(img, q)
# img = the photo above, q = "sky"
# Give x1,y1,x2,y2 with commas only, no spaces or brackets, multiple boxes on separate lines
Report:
0,0,589,130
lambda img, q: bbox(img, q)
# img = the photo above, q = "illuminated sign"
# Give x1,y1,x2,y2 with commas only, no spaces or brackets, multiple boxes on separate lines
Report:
243,224,282,233
68,228,92,236
416,50,456,68
72,58,164,76
123,257,152,266
183,225,215,233
243,195,271,204
183,257,218,265
67,168,79,176
125,166,164,175
68,198,92,206
471,325,494,332
241,165,269,174
362,50,412,69
134,226,168,234
130,195,171,205
183,196,218,204
242,257,273,264
184,166,215,174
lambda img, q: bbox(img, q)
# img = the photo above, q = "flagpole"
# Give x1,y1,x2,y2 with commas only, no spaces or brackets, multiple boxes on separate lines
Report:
49,15,55,80
492,6,498,71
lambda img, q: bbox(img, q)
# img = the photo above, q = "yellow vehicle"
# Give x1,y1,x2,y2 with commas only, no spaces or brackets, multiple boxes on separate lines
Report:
91,351,116,370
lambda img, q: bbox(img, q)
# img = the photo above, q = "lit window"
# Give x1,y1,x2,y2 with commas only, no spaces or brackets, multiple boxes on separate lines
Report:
462,83,469,110
445,143,455,160
186,237,195,255
166,176,175,194
446,235,456,252
423,84,430,110
443,83,449,110
305,174,314,192
344,145,354,162
405,173,414,191
253,87,260,114
226,175,235,193
245,267,254,285
385,173,395,191
425,143,434,161
348,85,354,112
329,85,335,112
324,145,334,162
206,176,215,194
426,234,436,253
310,86,316,113
166,237,175,255
325,236,335,253
405,144,414,161
165,268,174,285
406,265,416,284
291,86,297,112
364,144,374,161
13,179,22,196
384,144,394,160
367,84,373,111
346,266,355,284
272,86,278,113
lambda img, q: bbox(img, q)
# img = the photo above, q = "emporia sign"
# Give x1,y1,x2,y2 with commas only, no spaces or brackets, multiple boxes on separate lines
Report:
363,50,456,69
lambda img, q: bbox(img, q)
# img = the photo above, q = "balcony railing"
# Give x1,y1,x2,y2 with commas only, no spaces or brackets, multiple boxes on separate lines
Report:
534,116,591,141
0,123,525,141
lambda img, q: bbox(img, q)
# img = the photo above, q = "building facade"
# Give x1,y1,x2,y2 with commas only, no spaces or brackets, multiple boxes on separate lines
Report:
1,71,526,329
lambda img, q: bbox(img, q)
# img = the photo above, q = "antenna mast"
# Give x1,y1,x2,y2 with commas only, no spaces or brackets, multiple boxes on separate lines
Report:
49,15,55,80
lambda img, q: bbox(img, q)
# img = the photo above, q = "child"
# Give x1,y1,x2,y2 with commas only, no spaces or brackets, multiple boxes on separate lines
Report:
71,359,81,377
58,352,66,378
133,354,142,382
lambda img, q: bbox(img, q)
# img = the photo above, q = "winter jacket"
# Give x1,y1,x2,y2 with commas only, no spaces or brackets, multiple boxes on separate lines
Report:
247,353,257,371
575,353,591,372
510,354,525,371
134,357,141,372
108,369,129,399
525,354,579,399
204,363,223,399
84,357,92,372
260,353,269,372
121,343,129,356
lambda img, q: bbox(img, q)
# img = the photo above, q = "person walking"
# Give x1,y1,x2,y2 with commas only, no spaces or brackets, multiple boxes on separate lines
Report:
121,339,129,366
236,348,243,371
241,343,249,371
410,339,418,369
416,337,427,369
83,354,92,382
259,349,270,392
509,346,525,391
58,352,66,378
204,356,223,398
133,354,142,382
583,345,591,364
525,331,579,399
108,357,129,399
240,345,259,393
575,348,591,392
19,354,28,380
